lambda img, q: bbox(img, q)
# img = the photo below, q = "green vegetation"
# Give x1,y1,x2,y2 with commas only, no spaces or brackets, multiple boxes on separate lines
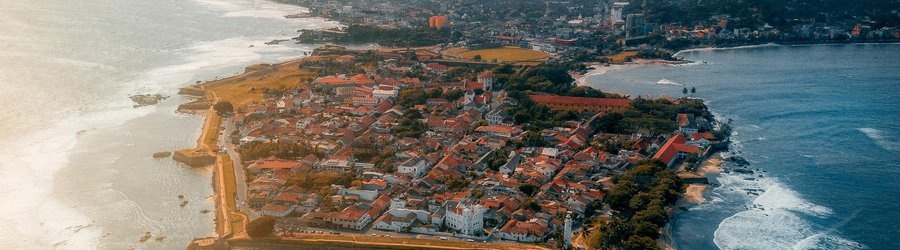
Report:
393,110,428,138
588,160,682,250
288,172,355,190
238,142,318,161
247,216,277,238
591,98,710,135
213,101,234,115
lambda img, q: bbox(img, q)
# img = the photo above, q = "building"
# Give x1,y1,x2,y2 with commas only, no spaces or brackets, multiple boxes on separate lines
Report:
497,218,551,242
609,2,629,26
528,94,630,112
329,205,371,230
372,85,399,100
352,97,379,106
474,125,521,138
652,134,701,167
485,109,511,125
428,15,450,29
247,158,303,174
261,203,295,217
397,156,432,178
444,199,484,236
478,71,494,91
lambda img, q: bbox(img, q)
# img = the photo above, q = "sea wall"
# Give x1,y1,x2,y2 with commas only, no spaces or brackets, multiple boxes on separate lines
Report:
173,149,216,167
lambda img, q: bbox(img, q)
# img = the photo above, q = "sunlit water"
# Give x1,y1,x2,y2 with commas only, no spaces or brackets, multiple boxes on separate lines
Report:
0,0,337,249
585,44,900,249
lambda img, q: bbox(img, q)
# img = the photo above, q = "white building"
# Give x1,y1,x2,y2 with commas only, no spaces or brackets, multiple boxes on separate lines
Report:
609,2,629,25
373,85,399,100
396,156,432,179
444,199,484,236
477,71,494,91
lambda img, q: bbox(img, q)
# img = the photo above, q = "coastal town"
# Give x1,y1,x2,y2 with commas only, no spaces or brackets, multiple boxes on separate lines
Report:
181,40,730,249
172,1,899,250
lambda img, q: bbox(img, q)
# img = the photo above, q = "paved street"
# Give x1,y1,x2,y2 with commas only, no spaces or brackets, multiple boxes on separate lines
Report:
218,117,260,220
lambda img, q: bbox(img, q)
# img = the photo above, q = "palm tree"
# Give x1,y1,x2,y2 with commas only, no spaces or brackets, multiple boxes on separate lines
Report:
690,87,696,98
682,87,688,97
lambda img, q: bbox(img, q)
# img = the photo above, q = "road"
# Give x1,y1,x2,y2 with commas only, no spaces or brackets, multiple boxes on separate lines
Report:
218,117,260,220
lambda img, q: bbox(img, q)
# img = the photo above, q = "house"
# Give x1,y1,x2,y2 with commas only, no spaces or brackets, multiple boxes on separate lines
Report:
477,71,494,91
677,113,699,134
261,203,295,217
486,109,512,125
474,125,521,138
497,218,551,242
319,159,354,172
397,156,433,179
652,134,701,167
352,97,379,106
247,158,303,174
425,63,449,73
330,205,372,230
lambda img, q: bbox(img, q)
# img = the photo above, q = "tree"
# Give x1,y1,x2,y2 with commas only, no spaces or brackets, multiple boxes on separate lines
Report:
247,216,277,238
213,101,234,115
682,87,688,97
690,87,696,97
473,54,482,61
519,184,538,196
624,235,659,250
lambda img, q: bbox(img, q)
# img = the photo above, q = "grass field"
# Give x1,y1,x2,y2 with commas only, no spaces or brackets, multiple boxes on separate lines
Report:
444,46,549,65
203,58,319,109
603,51,638,64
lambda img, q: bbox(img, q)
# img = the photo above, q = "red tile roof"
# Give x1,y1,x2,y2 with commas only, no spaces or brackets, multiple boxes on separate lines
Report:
652,134,700,165
528,94,630,108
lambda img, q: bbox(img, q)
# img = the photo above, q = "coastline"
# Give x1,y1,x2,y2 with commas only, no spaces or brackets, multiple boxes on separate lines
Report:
184,51,324,247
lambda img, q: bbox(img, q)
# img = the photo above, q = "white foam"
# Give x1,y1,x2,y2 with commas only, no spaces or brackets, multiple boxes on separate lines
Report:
0,104,154,249
674,43,778,57
712,177,862,250
656,79,684,86
575,64,643,86
858,127,898,152
0,4,332,248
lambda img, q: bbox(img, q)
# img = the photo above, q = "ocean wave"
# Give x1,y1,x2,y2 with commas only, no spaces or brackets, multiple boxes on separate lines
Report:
675,43,779,57
656,79,684,86
858,127,898,152
712,177,862,250
0,104,154,249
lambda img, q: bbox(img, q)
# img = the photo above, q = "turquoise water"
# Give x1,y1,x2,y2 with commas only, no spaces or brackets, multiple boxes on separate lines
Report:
585,44,900,249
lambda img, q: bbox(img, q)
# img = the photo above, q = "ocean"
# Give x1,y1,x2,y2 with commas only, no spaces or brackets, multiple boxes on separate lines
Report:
0,0,336,249
584,44,900,249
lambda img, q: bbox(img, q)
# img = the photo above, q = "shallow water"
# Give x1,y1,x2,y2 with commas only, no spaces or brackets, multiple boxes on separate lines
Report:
0,0,336,249
585,44,900,249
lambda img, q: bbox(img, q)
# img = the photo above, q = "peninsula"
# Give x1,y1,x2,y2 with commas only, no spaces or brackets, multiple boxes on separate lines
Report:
180,0,898,249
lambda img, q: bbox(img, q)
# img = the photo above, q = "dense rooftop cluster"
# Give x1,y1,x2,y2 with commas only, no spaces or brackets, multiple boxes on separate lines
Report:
224,46,725,248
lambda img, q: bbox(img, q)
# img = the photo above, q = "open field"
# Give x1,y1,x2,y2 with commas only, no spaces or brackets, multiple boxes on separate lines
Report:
202,58,319,109
603,51,638,64
443,46,549,65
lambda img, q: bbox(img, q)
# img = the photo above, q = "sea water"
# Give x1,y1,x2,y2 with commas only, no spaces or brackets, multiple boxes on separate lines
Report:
585,44,900,249
0,0,336,249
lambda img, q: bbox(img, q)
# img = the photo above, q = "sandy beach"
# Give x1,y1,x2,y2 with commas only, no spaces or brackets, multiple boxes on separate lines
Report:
684,184,709,204
698,155,724,175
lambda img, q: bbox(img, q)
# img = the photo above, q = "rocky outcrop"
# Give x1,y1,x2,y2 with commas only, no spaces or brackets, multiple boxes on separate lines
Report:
130,94,167,108
177,100,213,113
179,86,207,97
153,151,172,158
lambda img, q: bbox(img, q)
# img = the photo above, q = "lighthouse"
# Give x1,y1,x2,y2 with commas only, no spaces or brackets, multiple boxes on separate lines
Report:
564,212,573,248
